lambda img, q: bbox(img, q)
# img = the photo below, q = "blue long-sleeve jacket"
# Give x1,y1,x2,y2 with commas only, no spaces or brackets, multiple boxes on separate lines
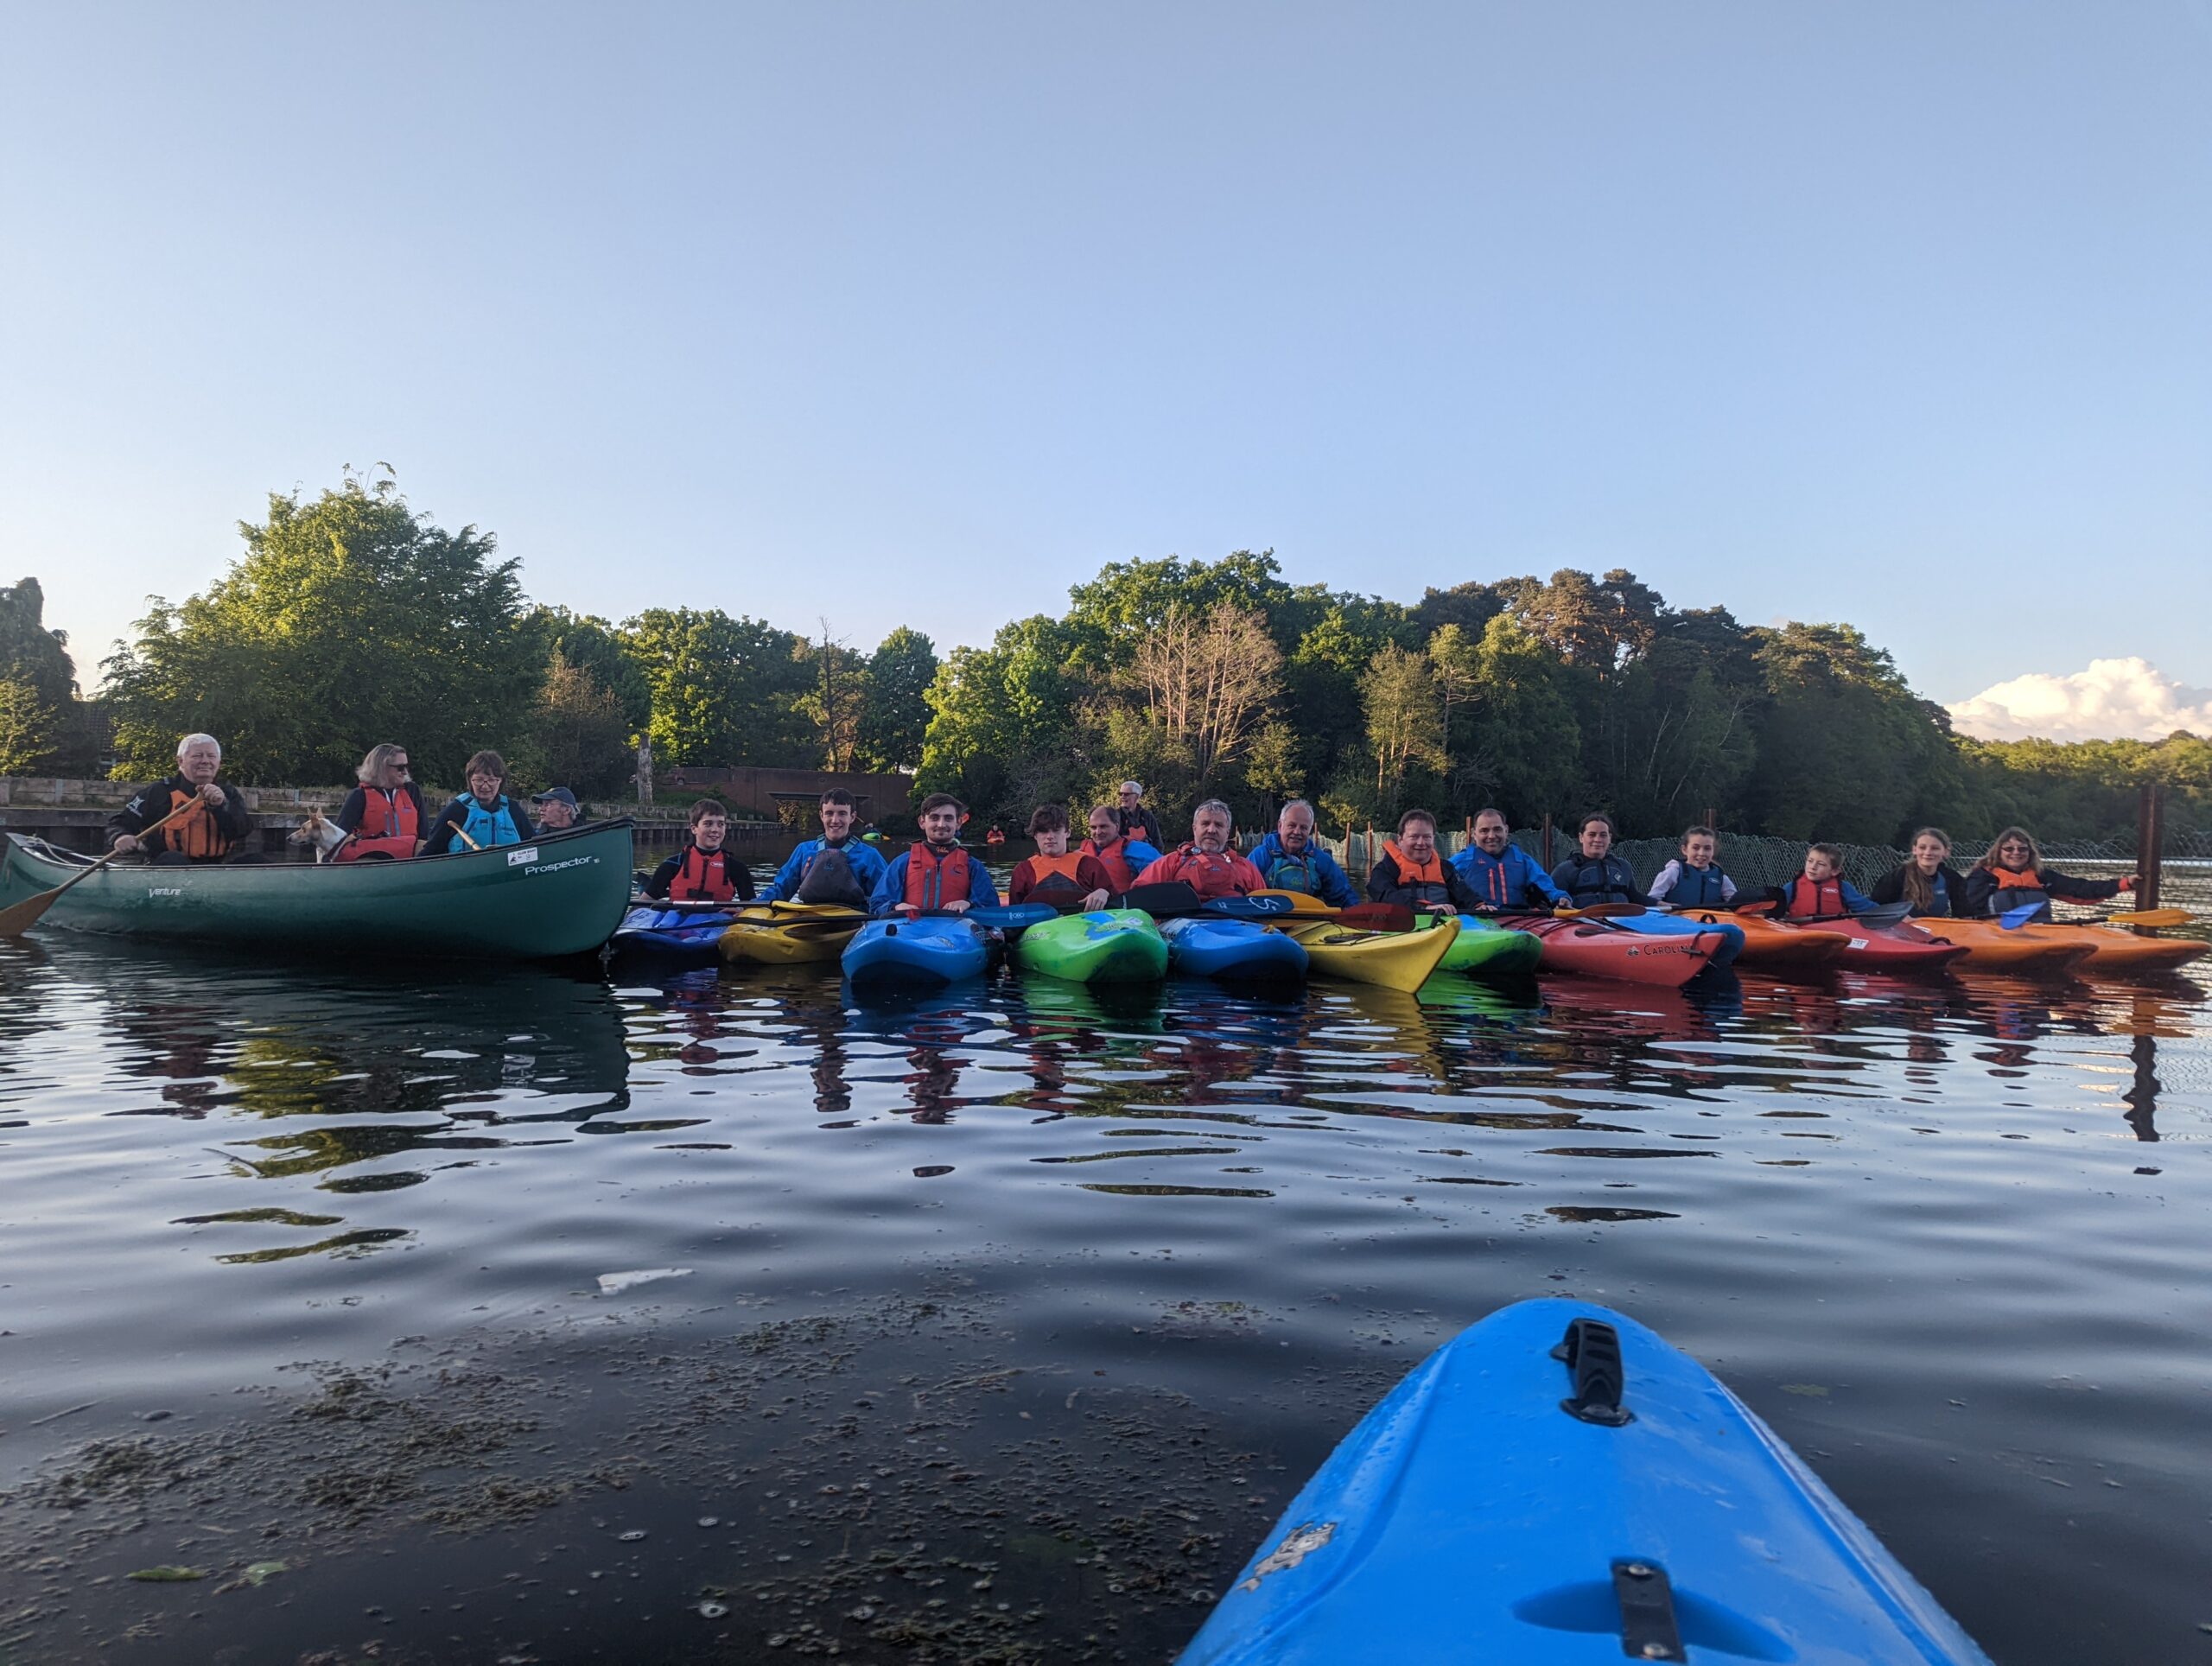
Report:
868,846,1003,918
760,836,889,904
1452,843,1567,910
1245,834,1357,907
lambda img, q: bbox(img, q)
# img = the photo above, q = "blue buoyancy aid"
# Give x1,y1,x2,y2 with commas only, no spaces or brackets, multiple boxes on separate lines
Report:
461,795,522,849
1670,862,1732,908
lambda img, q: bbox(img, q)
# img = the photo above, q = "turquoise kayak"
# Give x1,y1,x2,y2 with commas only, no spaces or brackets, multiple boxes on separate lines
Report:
1012,909,1168,983
840,916,992,989
1159,917,1308,982
1182,1299,1991,1665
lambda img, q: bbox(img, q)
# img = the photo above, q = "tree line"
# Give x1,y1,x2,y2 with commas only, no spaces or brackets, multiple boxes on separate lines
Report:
1,470,2202,844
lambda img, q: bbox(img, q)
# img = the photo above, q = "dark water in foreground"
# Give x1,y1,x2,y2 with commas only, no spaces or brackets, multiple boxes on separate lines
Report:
1,938,2208,1664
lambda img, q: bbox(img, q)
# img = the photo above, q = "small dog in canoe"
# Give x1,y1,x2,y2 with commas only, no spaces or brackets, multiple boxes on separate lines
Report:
289,812,350,861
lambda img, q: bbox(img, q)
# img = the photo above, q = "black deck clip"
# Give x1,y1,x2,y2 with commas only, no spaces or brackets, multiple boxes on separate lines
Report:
1552,1317,1634,1426
1611,1560,1688,1661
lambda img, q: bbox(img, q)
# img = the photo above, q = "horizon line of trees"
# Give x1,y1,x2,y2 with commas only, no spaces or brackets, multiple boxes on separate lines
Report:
1,470,2204,844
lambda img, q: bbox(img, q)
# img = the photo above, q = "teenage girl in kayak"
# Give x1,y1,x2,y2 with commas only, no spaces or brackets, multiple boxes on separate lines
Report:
1870,827,1973,917
1961,826,2133,923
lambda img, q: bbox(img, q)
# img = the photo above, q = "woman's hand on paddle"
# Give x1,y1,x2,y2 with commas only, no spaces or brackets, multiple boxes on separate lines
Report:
1082,887,1110,911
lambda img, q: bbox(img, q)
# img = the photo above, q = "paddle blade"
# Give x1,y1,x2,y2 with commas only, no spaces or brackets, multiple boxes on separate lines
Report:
1856,901,1914,928
1116,881,1204,918
2107,907,2192,929
0,885,60,939
1338,902,1415,932
962,903,1059,930
1249,887,1338,916
1997,902,2044,930
1204,893,1296,918
1734,899,1777,916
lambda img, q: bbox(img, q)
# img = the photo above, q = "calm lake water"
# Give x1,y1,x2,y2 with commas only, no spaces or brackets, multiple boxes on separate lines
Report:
2,931,2208,1664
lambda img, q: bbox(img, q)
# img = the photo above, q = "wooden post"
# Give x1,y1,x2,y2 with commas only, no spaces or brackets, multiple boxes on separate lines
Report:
1364,822,1375,879
2136,782,2164,926
1701,806,1719,833
1541,813,1554,869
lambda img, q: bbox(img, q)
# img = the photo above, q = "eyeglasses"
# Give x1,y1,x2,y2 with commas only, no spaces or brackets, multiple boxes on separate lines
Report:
391,761,410,773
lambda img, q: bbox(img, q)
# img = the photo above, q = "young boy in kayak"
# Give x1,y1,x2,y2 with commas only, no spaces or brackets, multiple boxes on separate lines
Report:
758,788,887,907
645,798,757,902
1007,804,1114,909
1366,808,1484,913
1451,808,1567,912
1246,798,1356,906
1870,828,1971,917
1132,798,1265,900
1647,825,1738,909
1960,826,2133,923
1549,813,1651,906
1771,843,1876,919
870,792,1002,917
423,750,536,855
1080,804,1161,891
108,732,257,863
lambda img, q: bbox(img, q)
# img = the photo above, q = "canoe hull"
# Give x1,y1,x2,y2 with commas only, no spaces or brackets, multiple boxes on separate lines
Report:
1013,910,1169,983
0,824,633,960
1903,917,2099,973
612,905,734,964
2012,923,2206,976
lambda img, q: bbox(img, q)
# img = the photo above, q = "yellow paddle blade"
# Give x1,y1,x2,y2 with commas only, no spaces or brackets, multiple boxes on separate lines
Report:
2103,907,2192,929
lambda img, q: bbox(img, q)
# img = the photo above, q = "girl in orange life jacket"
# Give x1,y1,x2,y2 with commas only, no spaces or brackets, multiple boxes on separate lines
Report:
1366,807,1484,912
107,733,256,863
1778,843,1877,919
1959,825,2132,923
870,792,1005,917
1080,804,1162,892
645,798,757,903
1129,798,1267,901
1008,804,1115,909
331,741,428,862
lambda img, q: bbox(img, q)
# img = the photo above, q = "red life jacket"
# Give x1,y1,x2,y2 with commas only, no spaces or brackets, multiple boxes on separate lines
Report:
149,784,236,860
1151,845,1256,902
334,786,419,862
1083,836,1140,890
1787,874,1847,919
901,842,974,911
1020,851,1091,900
672,842,742,902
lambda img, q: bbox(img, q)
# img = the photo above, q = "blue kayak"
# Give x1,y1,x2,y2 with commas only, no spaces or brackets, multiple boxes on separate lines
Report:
1182,1299,1991,1665
610,904,736,963
1615,910,1745,969
841,915,993,989
1159,917,1309,982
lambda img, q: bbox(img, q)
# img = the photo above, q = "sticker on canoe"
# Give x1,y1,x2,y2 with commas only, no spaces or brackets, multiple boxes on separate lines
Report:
1238,1520,1335,1591
1848,938,1870,950
524,854,600,877
505,846,541,866
148,887,183,898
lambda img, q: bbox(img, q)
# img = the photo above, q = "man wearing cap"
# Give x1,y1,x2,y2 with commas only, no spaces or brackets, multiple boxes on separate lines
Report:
532,787,583,831
1116,780,1164,850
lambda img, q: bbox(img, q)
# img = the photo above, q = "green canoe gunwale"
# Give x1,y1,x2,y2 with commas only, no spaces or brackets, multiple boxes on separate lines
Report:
0,819,637,961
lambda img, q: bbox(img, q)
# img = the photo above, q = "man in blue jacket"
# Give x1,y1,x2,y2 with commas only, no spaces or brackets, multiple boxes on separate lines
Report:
759,788,888,908
1451,808,1567,912
1246,799,1356,906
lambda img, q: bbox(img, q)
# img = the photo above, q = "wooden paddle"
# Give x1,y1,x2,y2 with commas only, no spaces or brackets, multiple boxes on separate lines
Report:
0,797,206,938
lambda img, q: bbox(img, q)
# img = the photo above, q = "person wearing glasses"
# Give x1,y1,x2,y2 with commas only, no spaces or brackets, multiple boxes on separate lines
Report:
423,750,535,855
1961,826,2133,924
328,741,429,861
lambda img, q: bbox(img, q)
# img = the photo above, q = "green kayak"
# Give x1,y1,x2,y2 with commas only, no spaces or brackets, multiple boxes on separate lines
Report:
0,821,634,961
1419,913,1543,978
1012,908,1169,983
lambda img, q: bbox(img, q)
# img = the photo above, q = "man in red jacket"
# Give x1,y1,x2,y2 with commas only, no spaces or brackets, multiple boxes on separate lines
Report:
1132,798,1264,901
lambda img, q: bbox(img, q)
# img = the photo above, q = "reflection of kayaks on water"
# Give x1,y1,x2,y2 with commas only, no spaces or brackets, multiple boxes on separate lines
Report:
841,916,993,989
1181,1299,1993,1666
1160,917,1309,982
1515,917,1719,987
1012,909,1169,983
718,902,866,965
1283,917,1459,993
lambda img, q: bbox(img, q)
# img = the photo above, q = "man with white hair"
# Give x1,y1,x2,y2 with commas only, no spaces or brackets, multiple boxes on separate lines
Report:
107,733,255,862
1115,779,1164,850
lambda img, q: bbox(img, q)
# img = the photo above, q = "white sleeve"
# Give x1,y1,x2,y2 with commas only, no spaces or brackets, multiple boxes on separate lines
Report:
1648,860,1681,900
1721,873,1738,901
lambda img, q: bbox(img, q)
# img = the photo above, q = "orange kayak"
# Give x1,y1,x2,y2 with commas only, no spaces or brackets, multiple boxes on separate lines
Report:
2012,924,2208,976
1905,917,2100,974
1675,909,1850,970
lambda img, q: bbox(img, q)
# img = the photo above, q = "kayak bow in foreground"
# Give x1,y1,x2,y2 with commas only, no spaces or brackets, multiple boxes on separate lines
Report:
1182,1299,1992,1666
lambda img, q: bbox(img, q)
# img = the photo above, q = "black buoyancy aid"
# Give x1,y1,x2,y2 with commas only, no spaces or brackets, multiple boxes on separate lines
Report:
902,842,974,910
1786,874,1848,919
152,785,236,860
337,787,419,862
1377,840,1453,907
1671,862,1731,908
1022,851,1091,901
1988,866,2052,920
672,842,744,902
794,843,869,908
1560,854,1637,905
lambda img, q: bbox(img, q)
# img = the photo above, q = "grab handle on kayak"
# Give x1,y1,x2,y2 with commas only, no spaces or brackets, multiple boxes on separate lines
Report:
1551,1317,1634,1427
1611,1561,1688,1663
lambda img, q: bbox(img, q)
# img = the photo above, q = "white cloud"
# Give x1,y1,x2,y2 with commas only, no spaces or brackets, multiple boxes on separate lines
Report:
1948,658,2212,743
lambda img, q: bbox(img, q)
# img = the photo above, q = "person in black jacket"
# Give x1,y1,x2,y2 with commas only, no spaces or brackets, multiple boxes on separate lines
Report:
645,798,758,903
1869,827,1974,918
1115,780,1165,850
1960,826,2133,923
1366,808,1485,913
107,733,256,863
1548,813,1651,906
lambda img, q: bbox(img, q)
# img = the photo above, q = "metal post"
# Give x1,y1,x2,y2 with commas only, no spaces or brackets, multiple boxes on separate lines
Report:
2136,782,2164,926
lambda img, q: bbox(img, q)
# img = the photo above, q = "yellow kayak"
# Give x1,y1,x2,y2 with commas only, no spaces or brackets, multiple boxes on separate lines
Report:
1282,916,1460,994
718,901,866,966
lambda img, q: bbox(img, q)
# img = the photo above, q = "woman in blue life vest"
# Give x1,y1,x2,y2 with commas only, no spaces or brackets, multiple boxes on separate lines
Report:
331,741,428,862
645,797,756,903
1870,828,1973,917
1647,825,1737,908
1548,813,1651,907
423,749,536,855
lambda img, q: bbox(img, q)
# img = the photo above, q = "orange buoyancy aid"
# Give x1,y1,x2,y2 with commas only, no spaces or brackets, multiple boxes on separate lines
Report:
1083,836,1140,891
1152,845,1256,902
151,786,236,861
672,843,743,902
1021,851,1091,900
1376,840,1455,906
1987,863,2053,918
902,842,975,911
334,786,420,862
1786,874,1848,919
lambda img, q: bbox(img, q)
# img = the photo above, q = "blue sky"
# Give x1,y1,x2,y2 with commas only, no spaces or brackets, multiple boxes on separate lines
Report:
2,3,2205,721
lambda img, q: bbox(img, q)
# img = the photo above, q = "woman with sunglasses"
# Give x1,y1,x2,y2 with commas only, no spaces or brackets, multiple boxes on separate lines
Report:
329,741,429,862
1960,825,2133,923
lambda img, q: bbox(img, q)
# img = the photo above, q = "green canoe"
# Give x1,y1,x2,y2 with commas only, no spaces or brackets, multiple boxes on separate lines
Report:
1419,913,1543,978
0,821,635,961
1012,908,1169,983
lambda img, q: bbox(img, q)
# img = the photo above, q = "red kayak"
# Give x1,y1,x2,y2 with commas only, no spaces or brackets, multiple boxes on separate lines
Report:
1815,918,1970,973
1516,916,1723,987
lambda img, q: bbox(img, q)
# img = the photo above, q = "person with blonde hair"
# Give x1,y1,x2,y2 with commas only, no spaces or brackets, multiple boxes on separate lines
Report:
1961,826,2132,923
1870,828,1969,917
326,741,428,862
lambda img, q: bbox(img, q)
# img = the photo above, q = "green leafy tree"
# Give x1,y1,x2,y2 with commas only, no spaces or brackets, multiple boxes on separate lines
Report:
0,577,79,772
528,607,652,730
856,626,938,772
0,677,58,775
1362,645,1446,806
915,616,1079,818
1745,623,1945,843
1455,615,1585,821
102,474,540,785
623,607,812,767
512,652,634,798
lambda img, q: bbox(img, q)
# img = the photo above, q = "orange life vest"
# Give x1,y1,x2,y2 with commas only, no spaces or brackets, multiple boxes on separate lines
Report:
334,786,419,862
901,842,974,911
1376,839,1453,906
1020,851,1091,900
1149,845,1256,902
1986,863,2052,918
1083,836,1140,890
1786,874,1847,919
671,843,742,902
149,785,236,861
